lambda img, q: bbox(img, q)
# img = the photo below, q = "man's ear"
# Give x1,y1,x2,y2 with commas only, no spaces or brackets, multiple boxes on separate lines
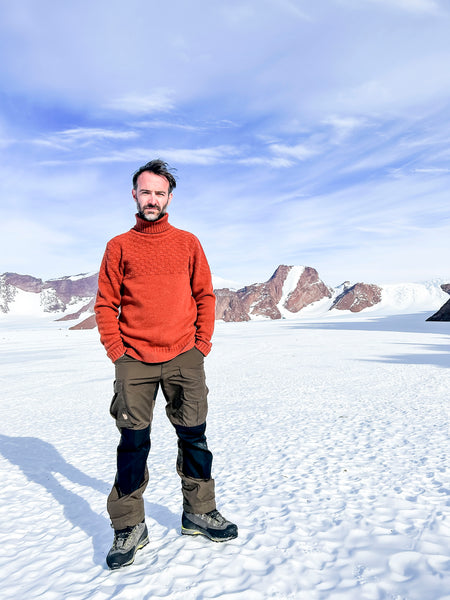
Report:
132,189,137,201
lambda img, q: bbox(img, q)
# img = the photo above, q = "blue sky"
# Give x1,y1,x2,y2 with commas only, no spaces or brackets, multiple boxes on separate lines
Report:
1,0,449,286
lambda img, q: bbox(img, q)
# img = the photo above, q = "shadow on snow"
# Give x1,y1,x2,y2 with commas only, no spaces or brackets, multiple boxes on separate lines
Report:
0,435,179,568
284,312,449,368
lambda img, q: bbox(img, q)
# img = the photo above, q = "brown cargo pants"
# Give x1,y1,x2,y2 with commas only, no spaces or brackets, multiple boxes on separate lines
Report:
107,346,216,530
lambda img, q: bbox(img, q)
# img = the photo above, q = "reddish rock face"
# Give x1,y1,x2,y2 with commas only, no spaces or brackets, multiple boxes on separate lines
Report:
3,273,43,293
56,298,95,321
214,288,250,322
266,265,292,304
215,265,332,321
284,267,333,313
69,314,97,330
331,283,382,312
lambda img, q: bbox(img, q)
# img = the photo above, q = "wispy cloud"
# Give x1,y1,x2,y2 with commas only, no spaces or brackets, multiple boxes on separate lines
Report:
105,90,175,114
131,120,204,132
269,143,318,161
129,119,239,132
323,115,369,142
38,145,241,166
413,167,450,174
358,0,442,14
30,128,138,150
238,156,294,168
266,0,312,20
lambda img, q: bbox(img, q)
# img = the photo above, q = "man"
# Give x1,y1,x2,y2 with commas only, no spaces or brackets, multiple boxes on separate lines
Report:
95,159,237,570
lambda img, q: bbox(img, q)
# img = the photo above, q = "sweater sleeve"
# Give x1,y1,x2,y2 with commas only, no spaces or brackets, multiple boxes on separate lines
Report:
94,240,126,363
190,239,216,356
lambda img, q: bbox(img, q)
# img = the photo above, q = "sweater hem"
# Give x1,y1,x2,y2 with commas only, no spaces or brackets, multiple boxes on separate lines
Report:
124,340,201,364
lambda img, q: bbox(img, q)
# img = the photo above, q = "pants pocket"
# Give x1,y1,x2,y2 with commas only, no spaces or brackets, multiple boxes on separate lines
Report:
110,380,138,429
173,367,208,426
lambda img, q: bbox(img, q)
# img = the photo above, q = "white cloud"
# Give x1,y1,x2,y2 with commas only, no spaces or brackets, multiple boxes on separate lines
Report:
105,90,175,114
161,146,240,164
238,157,294,168
359,0,442,14
56,128,138,142
323,115,369,142
269,143,318,161
131,120,204,132
49,145,241,166
266,0,311,20
30,128,139,150
413,167,450,174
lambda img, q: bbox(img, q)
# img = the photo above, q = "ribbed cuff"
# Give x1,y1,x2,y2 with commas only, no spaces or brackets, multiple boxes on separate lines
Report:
195,339,211,357
108,344,127,363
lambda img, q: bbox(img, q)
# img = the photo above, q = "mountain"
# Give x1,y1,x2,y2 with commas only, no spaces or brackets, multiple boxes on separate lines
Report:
215,265,333,321
1,268,449,329
330,282,382,312
0,272,98,316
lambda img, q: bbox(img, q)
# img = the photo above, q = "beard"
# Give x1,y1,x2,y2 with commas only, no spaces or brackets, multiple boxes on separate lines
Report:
136,199,169,222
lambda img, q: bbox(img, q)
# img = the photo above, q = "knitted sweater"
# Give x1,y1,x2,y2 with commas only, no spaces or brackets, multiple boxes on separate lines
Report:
94,213,215,363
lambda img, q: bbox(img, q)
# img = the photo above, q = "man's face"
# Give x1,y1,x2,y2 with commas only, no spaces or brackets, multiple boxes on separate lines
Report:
132,171,173,221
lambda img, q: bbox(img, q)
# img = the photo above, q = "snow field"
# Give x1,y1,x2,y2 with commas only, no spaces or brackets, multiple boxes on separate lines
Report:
0,314,449,599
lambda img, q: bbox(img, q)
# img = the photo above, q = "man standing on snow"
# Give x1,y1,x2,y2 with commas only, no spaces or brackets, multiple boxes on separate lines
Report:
95,159,237,570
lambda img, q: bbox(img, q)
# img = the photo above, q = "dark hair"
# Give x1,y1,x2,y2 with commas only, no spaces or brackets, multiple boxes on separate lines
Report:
132,159,177,193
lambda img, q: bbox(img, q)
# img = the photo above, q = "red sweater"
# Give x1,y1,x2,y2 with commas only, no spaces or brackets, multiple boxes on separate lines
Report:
95,214,215,363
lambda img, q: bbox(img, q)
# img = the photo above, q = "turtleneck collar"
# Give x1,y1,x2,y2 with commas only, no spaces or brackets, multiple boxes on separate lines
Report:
133,212,171,234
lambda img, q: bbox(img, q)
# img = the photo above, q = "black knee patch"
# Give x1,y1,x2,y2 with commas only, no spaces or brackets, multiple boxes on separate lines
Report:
175,423,213,480
116,426,150,496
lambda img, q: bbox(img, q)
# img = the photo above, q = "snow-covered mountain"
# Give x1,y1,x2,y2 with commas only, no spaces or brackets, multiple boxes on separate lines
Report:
1,267,449,328
0,272,98,317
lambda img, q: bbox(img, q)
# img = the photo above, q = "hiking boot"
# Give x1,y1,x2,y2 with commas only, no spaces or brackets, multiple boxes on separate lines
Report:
106,521,149,570
181,509,238,542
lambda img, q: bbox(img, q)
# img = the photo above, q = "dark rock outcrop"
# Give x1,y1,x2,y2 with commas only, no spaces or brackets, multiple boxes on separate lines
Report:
427,284,450,321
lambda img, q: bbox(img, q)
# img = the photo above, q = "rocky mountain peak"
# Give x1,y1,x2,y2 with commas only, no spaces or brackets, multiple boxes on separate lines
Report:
215,265,332,321
331,282,383,313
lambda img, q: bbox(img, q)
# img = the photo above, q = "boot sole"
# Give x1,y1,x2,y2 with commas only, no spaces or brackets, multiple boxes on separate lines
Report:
181,526,237,542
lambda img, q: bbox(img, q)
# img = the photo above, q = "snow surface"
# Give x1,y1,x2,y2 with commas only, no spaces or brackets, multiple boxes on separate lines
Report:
2,287,43,316
0,312,449,599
